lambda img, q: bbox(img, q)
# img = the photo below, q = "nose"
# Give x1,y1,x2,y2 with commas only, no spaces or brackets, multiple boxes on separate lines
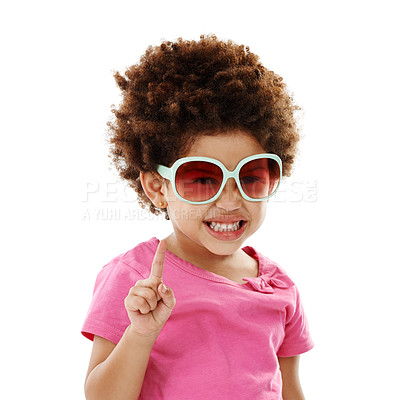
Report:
214,177,242,209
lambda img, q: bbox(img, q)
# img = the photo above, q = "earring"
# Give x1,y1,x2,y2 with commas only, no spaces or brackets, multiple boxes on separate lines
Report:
159,201,167,208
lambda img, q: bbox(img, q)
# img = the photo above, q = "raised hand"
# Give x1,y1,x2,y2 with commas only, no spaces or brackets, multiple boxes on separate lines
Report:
124,239,176,337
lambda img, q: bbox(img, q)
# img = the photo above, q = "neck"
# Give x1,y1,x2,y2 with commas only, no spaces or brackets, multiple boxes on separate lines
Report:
164,232,239,272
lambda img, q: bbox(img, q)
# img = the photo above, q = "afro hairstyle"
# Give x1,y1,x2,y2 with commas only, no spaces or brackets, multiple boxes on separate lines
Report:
106,34,301,220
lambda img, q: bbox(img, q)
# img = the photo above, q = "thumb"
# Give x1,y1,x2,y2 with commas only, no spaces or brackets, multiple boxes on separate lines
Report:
157,283,176,311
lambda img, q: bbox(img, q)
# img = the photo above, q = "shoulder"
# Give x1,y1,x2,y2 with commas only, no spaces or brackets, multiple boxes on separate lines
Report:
242,244,296,290
116,236,159,275
93,237,159,288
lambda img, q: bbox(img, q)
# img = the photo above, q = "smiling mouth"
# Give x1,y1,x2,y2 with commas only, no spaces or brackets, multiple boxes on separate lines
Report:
205,220,246,232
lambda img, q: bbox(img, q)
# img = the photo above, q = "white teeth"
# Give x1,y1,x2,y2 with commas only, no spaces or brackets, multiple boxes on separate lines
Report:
207,221,242,232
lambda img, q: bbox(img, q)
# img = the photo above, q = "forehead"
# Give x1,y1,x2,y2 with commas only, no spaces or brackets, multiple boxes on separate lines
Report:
184,130,265,170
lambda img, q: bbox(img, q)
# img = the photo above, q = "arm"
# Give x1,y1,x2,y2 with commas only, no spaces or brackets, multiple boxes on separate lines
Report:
84,327,159,400
278,355,306,400
84,240,176,400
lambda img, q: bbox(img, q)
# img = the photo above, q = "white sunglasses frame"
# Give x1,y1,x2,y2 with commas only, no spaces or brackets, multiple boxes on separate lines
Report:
156,153,282,205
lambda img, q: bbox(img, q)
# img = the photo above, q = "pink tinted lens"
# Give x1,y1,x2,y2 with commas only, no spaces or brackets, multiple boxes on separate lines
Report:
239,158,280,198
175,161,223,202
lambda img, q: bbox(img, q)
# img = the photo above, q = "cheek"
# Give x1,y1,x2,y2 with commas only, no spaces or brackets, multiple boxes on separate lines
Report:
169,203,209,227
251,204,267,227
165,194,202,221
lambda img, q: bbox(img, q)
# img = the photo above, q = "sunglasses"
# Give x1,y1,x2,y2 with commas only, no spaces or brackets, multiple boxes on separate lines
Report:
156,153,282,205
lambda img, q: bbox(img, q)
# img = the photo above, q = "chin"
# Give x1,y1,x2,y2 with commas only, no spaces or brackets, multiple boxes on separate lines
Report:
203,239,246,255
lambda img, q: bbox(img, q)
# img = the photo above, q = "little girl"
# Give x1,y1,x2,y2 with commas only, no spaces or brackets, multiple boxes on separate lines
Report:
82,34,314,400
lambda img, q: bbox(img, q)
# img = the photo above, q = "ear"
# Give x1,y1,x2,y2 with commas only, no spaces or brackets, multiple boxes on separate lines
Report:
140,171,168,208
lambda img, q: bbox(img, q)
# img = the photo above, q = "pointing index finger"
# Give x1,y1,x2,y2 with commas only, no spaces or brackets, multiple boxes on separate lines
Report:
150,239,167,279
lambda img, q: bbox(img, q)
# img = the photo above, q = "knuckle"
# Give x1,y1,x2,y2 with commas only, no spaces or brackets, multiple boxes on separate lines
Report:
126,282,160,311
134,279,146,287
149,291,160,306
137,297,147,307
139,298,151,313
130,286,138,294
147,291,158,308
124,296,133,309
129,286,139,296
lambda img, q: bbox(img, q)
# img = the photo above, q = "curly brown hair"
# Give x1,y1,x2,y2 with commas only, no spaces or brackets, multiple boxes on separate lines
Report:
106,34,301,220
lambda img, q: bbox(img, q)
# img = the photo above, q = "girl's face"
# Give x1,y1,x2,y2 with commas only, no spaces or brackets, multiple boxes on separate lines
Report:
159,130,269,260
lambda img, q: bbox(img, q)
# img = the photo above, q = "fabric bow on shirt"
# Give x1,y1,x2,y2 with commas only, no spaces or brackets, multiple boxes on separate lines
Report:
242,268,295,293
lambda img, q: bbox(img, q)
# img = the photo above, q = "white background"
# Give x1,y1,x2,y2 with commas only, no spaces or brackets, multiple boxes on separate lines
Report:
1,0,399,398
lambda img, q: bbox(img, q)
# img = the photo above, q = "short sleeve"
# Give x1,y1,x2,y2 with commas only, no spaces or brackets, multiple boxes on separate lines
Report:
81,259,145,344
276,285,314,357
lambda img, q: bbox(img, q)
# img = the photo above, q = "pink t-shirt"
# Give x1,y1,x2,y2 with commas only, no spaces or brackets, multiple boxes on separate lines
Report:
82,236,314,399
